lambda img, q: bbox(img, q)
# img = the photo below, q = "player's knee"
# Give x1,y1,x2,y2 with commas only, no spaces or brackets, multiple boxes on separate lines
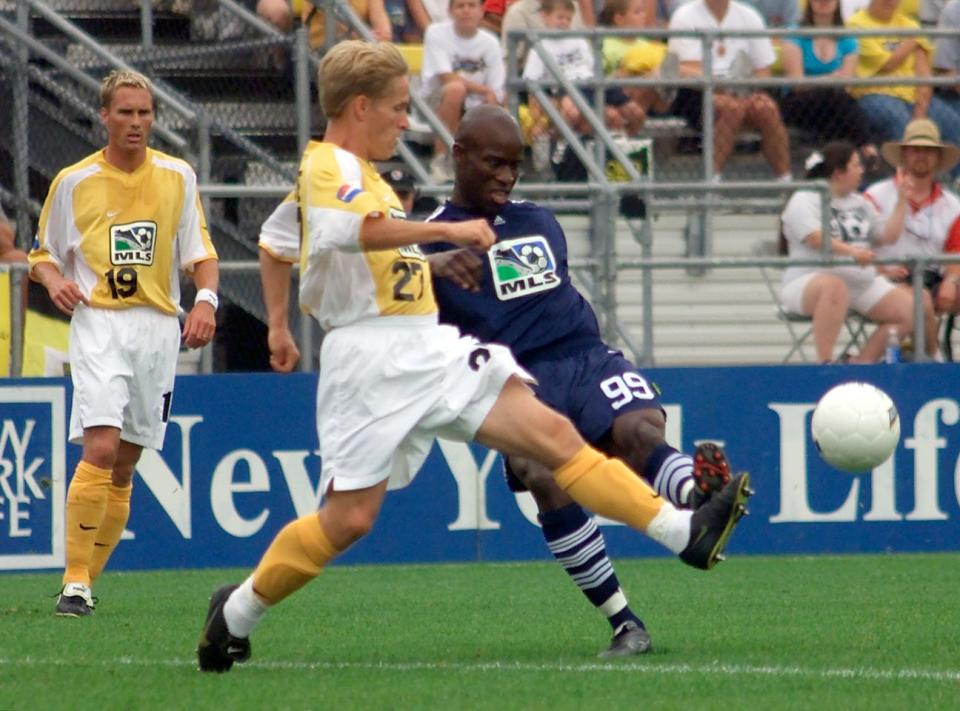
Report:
337,508,378,544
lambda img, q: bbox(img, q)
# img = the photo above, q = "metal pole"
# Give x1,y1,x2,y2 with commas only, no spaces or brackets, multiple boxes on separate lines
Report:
197,115,214,374
9,264,24,377
12,1,31,251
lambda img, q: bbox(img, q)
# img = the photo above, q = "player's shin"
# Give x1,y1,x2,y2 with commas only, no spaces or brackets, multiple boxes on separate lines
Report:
250,514,341,606
63,461,112,586
553,445,692,552
88,482,132,583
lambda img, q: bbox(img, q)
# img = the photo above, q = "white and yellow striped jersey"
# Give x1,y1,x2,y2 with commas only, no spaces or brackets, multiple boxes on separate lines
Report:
29,147,217,315
267,140,436,330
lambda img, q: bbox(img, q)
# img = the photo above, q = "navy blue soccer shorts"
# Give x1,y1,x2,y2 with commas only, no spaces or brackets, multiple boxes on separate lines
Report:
504,343,663,492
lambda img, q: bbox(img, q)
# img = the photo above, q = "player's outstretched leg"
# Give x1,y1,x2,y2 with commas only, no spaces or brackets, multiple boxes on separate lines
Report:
688,442,733,509
197,584,251,673
679,472,753,570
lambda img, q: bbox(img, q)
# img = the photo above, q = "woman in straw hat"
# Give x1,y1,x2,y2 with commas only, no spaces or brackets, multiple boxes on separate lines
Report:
865,117,960,357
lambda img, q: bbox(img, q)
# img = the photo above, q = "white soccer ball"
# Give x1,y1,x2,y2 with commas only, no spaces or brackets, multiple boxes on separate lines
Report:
811,382,900,472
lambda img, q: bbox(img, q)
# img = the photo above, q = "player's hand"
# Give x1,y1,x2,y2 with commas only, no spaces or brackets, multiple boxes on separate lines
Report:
268,326,300,373
181,302,216,349
428,249,484,292
848,245,874,266
444,219,496,251
46,276,89,316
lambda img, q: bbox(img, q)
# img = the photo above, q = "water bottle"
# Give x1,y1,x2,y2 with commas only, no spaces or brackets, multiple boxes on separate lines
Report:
885,327,901,364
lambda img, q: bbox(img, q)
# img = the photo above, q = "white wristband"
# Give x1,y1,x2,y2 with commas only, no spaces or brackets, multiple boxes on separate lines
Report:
195,288,219,312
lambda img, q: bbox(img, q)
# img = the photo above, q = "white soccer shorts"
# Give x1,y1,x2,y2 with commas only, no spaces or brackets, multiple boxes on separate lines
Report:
68,305,181,449
316,315,532,493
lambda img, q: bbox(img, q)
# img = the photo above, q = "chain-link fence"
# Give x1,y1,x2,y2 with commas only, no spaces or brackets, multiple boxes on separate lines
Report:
2,0,960,373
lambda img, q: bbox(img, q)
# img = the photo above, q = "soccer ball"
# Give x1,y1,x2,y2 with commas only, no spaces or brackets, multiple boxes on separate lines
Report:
811,382,900,472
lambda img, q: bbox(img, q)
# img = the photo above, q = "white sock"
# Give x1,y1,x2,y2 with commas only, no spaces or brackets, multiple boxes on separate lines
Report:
599,588,628,617
645,505,693,554
223,575,268,639
776,172,792,182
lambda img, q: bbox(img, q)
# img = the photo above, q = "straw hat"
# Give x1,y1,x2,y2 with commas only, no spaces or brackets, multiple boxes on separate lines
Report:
880,118,960,175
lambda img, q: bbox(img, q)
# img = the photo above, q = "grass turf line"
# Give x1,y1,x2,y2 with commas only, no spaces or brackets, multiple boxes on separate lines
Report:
1,553,958,710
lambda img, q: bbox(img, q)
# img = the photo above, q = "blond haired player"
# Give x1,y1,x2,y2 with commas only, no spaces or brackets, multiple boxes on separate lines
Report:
29,70,219,617
197,40,751,672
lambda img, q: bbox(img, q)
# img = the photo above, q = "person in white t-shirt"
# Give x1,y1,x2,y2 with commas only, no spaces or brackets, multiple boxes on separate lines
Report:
667,0,791,181
781,141,913,362
522,0,645,139
421,0,505,181
866,119,960,356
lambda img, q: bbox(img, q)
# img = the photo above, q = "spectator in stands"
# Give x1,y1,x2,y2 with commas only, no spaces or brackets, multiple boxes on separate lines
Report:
842,0,921,22
522,0,646,146
933,0,960,158
420,0,505,181
919,0,948,24
780,0,880,165
406,0,451,38
747,0,801,28
0,202,27,265
599,0,675,122
199,42,750,674
302,0,393,49
423,105,742,656
667,0,792,181
499,0,594,67
866,118,960,357
847,0,960,179
379,163,419,213
781,141,914,363
256,0,296,33
30,70,218,617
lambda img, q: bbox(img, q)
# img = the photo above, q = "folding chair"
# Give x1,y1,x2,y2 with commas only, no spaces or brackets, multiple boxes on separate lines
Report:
754,241,870,363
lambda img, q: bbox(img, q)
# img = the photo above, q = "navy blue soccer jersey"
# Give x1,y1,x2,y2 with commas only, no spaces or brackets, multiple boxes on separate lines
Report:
424,200,603,365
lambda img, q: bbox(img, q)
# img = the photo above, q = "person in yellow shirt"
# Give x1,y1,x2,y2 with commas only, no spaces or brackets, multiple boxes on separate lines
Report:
196,40,751,673
848,0,960,176
29,70,219,617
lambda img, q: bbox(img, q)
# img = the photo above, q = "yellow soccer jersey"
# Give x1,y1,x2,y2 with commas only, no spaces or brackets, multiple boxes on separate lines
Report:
297,141,436,330
847,11,933,103
29,147,217,315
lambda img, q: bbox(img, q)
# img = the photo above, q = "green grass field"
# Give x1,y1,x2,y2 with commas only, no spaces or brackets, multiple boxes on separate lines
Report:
1,553,958,710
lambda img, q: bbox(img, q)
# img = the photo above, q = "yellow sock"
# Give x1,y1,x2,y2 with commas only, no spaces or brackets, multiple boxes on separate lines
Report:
553,445,668,532
252,514,340,605
63,461,112,587
88,482,132,583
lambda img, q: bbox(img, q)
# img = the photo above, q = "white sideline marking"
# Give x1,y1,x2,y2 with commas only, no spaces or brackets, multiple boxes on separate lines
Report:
1,657,959,683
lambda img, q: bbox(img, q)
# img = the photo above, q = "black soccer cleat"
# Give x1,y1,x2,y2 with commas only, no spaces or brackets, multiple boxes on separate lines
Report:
197,584,251,673
680,472,752,571
689,442,733,509
55,582,95,617
598,620,653,658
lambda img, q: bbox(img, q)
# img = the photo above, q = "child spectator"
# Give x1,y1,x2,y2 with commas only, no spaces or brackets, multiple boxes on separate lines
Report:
420,0,505,180
523,0,645,143
599,0,675,123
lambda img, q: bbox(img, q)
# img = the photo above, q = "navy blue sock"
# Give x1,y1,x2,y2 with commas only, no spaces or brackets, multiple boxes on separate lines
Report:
539,503,641,631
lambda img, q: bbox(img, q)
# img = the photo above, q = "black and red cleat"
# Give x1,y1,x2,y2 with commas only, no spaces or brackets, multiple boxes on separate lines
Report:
689,442,733,509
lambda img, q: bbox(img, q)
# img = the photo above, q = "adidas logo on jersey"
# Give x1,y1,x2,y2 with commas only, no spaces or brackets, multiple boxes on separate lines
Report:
110,221,157,266
493,216,506,226
488,236,559,301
